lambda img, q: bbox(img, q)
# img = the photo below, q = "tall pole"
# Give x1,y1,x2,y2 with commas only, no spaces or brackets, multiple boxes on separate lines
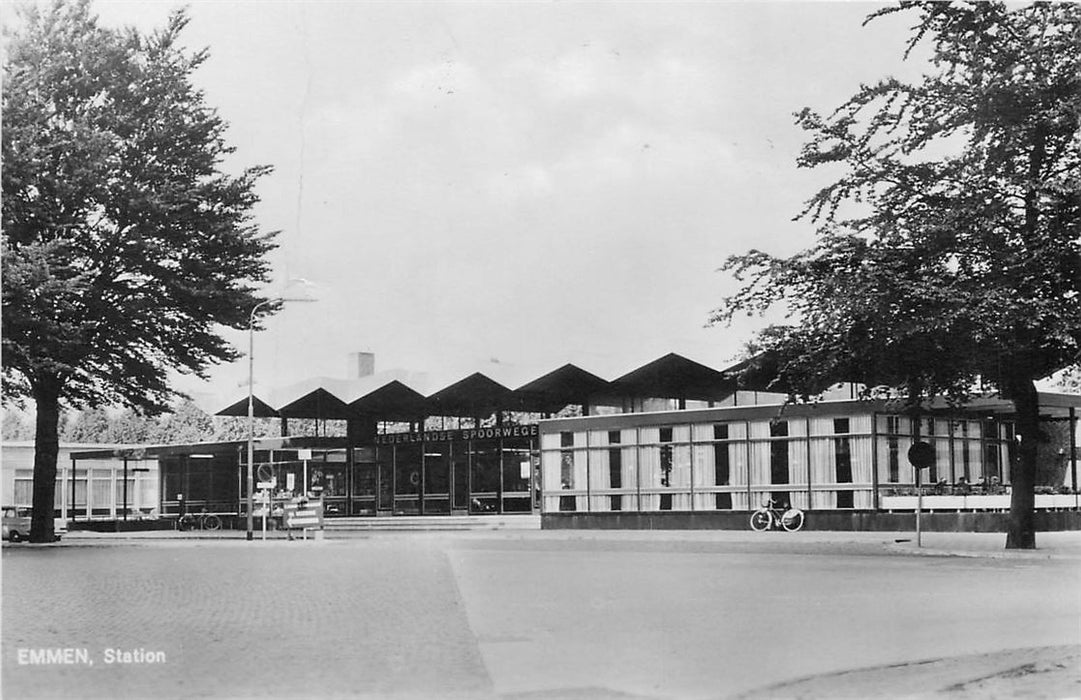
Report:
245,295,313,542
246,289,316,542
247,302,263,542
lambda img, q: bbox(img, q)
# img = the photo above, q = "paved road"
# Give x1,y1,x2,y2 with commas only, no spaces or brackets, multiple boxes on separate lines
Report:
3,532,1080,699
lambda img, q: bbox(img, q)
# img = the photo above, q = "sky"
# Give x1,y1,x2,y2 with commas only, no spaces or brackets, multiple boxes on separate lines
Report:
18,1,930,410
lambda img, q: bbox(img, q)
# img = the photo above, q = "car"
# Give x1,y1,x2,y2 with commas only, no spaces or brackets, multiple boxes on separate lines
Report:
2,506,32,542
2,507,64,542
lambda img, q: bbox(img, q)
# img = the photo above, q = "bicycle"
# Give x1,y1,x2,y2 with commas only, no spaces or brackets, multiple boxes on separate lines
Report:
178,509,222,531
749,500,805,532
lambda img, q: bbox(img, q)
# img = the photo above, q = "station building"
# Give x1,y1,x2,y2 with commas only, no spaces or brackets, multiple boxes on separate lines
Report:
1,442,158,521
62,353,1080,528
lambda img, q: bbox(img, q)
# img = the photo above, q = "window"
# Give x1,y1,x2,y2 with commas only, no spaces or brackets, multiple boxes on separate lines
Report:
924,419,937,482
770,421,789,505
961,421,971,481
91,469,113,515
13,469,32,505
608,430,622,511
560,431,575,512
659,427,673,510
983,419,1001,482
714,424,731,510
886,416,900,483
115,478,137,516
834,419,853,508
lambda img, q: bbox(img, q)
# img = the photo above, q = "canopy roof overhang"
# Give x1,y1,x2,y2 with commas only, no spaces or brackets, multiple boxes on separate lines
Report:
511,363,612,413
216,395,279,418
349,380,428,422
425,373,513,418
70,435,348,460
211,352,1081,425
719,352,796,394
278,388,351,421
611,353,735,402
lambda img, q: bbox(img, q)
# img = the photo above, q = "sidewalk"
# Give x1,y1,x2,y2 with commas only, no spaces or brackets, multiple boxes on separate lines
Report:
52,526,1081,558
885,529,1081,559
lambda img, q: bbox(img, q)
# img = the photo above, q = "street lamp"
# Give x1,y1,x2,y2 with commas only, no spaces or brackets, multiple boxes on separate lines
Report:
247,289,316,541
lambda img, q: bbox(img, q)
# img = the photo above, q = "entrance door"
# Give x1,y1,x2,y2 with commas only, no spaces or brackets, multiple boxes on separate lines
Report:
393,444,421,514
423,443,451,514
376,450,393,512
451,447,469,512
353,462,377,515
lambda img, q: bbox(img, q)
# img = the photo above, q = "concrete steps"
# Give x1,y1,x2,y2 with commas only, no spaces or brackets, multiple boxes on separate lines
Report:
321,514,541,532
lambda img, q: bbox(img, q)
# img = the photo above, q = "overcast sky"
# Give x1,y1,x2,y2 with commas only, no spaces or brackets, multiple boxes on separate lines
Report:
55,2,926,408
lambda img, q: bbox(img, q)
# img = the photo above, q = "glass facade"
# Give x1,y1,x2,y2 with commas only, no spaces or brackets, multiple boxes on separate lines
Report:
10,459,158,522
367,431,538,515
162,453,240,515
540,409,1015,513
186,428,542,518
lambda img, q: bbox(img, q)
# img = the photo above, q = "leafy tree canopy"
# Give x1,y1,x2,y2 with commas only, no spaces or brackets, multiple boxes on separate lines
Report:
712,1,1080,548
714,1,1079,401
1,0,278,541
2,0,278,413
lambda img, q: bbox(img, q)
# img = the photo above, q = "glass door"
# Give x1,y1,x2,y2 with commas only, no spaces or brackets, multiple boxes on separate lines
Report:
376,448,393,512
423,442,451,514
501,438,534,513
452,445,469,512
393,444,421,514
470,442,500,513
352,447,377,515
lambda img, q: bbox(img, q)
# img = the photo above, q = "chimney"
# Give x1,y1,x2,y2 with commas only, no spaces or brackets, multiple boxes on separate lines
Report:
348,352,375,379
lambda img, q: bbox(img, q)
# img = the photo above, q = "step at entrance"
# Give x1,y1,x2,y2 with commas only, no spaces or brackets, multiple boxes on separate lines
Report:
321,514,541,531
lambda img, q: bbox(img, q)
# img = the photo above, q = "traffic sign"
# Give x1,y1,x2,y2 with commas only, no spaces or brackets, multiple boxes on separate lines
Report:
908,441,935,469
284,499,324,528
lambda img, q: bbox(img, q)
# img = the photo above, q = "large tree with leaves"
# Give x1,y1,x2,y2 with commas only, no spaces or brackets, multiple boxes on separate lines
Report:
2,1,278,542
713,1,1080,549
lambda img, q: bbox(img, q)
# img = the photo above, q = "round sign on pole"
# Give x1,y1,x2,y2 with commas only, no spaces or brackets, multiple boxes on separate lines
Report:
908,441,935,470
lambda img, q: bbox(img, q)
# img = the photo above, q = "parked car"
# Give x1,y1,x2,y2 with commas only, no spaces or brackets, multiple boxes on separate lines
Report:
2,507,64,542
2,506,31,542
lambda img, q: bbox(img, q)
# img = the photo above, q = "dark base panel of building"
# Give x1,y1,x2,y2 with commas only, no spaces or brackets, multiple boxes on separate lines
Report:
541,509,1081,532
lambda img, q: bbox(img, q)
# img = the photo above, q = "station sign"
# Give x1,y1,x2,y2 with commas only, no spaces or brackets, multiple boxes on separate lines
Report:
373,424,538,445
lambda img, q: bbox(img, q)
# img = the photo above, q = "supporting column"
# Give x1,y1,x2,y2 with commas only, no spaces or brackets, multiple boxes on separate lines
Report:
871,413,880,511
1071,407,1078,507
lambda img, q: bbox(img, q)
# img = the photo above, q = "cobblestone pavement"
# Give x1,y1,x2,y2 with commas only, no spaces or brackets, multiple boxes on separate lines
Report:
3,532,1080,699
3,539,493,699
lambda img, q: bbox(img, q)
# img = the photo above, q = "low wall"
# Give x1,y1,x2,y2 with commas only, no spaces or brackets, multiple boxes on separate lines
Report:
69,519,176,532
541,509,1081,532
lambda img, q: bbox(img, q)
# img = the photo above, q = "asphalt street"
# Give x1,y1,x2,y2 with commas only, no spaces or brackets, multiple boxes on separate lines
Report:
3,531,1080,699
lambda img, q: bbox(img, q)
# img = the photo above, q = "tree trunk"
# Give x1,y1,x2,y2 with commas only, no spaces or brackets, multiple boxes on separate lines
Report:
1005,374,1039,549
29,375,62,544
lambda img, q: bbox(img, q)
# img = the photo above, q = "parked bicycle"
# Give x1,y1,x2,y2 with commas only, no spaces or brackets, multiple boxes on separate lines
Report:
178,509,222,531
749,499,805,532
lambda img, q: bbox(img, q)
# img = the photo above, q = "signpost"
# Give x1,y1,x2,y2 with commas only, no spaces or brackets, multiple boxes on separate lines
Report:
908,441,935,548
284,498,324,540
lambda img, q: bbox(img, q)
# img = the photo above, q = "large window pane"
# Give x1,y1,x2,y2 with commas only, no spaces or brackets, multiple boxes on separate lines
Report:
424,442,451,514
394,444,421,514
470,443,500,513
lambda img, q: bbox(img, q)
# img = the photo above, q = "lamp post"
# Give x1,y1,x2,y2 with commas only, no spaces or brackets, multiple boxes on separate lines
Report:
247,292,315,541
